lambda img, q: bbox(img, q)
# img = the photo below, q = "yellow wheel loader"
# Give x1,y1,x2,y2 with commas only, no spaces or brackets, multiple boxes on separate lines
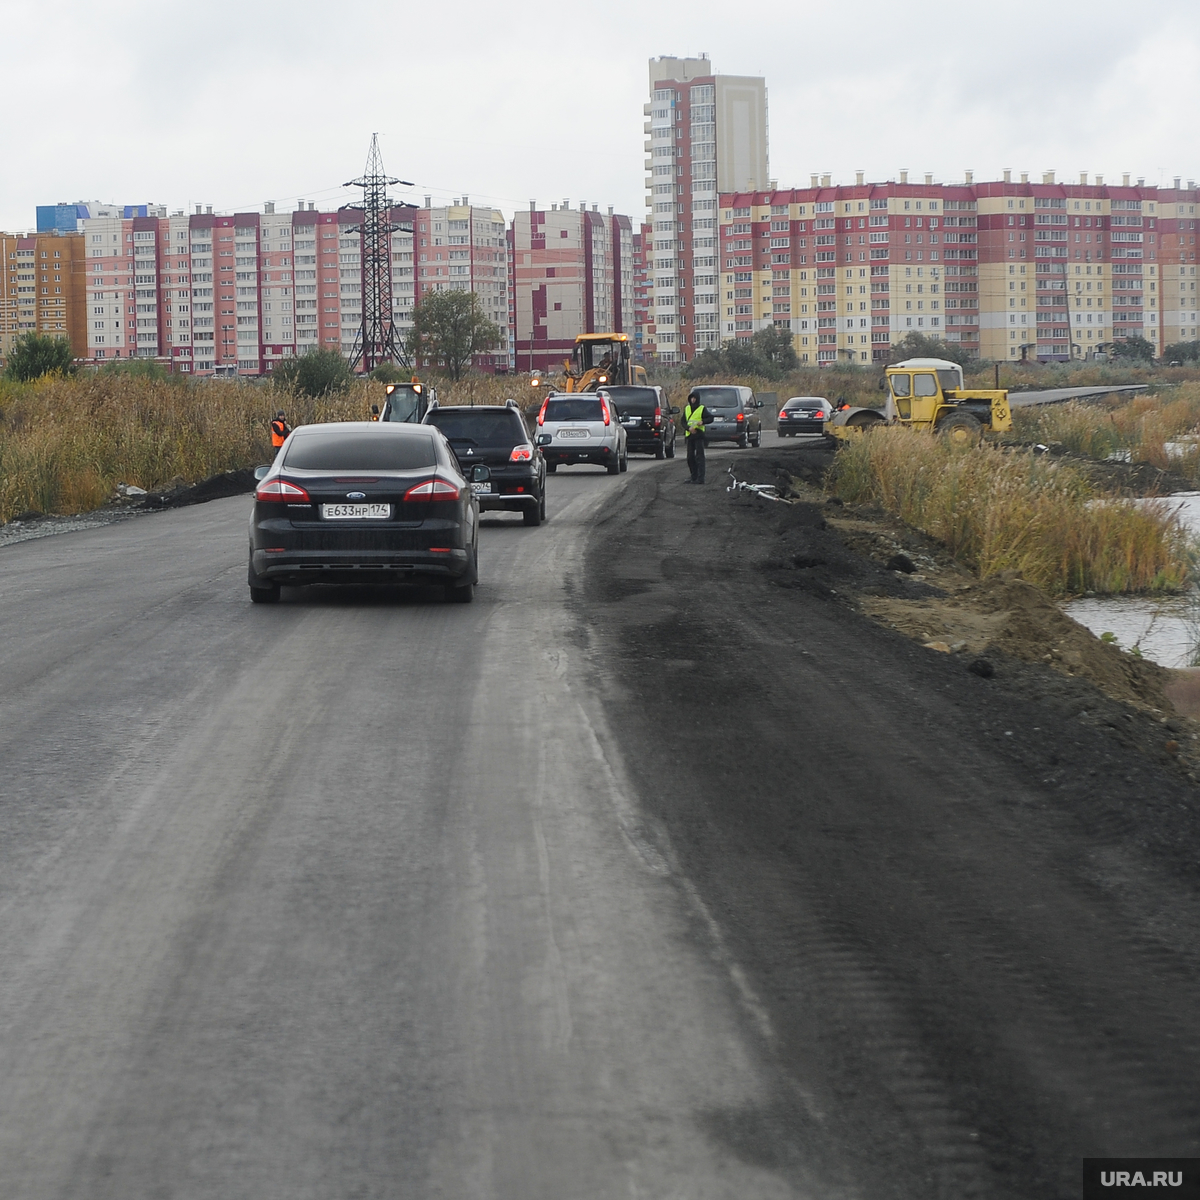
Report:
558,334,648,393
824,358,1012,447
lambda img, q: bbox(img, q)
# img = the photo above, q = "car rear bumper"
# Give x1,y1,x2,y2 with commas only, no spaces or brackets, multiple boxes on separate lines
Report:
543,444,617,465
624,429,670,452
251,546,473,587
778,421,825,434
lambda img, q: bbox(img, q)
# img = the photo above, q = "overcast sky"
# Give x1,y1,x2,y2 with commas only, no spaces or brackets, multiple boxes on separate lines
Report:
5,0,1198,231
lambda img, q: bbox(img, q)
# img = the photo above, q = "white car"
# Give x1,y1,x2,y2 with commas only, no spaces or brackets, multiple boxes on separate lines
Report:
534,393,628,474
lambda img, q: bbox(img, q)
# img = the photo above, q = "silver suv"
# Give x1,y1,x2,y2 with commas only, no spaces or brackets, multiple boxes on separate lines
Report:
534,393,628,474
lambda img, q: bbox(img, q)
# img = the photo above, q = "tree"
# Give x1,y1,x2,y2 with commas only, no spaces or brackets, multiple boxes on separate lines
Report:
887,332,973,368
1110,335,1156,363
369,361,406,384
272,348,352,396
407,291,500,381
4,332,75,381
752,324,799,372
1162,340,1200,364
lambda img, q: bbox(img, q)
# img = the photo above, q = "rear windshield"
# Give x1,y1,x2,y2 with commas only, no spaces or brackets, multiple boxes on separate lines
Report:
283,431,438,471
602,387,659,416
426,409,526,448
544,398,604,422
694,387,741,411
784,398,825,410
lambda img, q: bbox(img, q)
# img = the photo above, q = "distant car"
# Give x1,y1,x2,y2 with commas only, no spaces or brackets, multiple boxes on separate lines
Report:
688,385,763,447
600,385,678,459
247,422,487,604
777,396,832,436
535,392,628,474
424,399,547,526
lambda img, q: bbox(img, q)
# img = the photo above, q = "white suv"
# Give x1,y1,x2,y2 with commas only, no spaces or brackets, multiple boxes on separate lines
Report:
534,393,628,474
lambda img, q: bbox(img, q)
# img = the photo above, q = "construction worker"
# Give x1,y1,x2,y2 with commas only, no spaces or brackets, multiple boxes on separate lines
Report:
270,411,291,449
682,390,715,484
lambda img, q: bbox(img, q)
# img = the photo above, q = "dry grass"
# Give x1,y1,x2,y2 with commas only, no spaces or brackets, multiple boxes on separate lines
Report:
830,426,1192,596
0,373,391,523
1011,384,1200,479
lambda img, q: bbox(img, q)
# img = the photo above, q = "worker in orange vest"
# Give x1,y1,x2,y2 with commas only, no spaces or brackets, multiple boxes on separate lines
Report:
270,411,291,448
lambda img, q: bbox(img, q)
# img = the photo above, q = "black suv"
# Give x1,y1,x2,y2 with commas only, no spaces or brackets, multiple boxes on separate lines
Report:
600,385,678,459
423,400,547,526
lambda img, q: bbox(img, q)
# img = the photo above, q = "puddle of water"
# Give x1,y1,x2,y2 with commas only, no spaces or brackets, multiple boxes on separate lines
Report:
1064,493,1200,668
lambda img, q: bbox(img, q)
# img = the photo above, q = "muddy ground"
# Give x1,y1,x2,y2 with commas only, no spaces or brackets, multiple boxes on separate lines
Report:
582,441,1200,1198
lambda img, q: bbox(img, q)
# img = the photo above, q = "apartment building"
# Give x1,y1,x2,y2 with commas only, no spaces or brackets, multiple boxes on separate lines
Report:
713,171,1200,365
412,199,511,371
511,202,634,375
79,202,433,374
0,231,87,364
644,55,769,364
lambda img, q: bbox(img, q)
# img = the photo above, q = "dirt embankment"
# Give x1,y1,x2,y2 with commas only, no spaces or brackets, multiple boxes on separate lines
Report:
729,441,1198,774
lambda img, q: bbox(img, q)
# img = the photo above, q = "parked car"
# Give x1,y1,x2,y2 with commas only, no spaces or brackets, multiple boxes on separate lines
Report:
777,396,832,436
599,385,678,459
247,422,487,604
534,392,628,474
424,399,546,526
688,385,763,447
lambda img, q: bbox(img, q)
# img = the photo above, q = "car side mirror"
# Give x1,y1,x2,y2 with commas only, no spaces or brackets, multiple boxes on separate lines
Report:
253,465,271,481
471,464,491,483
754,400,764,408
670,406,681,415
878,377,888,391
536,433,552,446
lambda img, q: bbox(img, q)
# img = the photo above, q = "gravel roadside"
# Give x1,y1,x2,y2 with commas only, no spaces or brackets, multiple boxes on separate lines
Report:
582,443,1200,1198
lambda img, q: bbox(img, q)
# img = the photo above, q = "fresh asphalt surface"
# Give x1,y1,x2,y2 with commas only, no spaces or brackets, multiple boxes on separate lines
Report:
1,442,1197,1198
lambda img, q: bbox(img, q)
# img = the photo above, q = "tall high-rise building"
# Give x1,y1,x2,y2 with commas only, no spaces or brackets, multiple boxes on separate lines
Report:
511,201,634,375
643,55,769,364
715,170,1199,365
412,200,511,371
0,231,87,364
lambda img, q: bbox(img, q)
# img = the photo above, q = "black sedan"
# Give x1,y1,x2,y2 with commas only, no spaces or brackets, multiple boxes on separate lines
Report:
247,422,489,604
777,396,832,436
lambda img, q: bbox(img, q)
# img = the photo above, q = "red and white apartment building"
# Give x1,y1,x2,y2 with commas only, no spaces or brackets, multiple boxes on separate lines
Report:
80,198,511,374
510,201,635,375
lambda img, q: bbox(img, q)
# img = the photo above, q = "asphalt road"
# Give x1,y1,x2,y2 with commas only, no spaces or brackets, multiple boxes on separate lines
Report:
3,445,1198,1199
0,454,801,1200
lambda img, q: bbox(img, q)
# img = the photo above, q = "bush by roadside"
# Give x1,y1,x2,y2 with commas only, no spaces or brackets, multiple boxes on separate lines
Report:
828,426,1191,596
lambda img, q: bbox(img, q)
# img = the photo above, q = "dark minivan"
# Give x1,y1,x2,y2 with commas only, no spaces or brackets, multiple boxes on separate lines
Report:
688,385,764,447
600,385,678,459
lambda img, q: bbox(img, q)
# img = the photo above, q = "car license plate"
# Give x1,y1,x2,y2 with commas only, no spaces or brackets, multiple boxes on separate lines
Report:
471,482,493,494
558,429,588,439
321,503,391,519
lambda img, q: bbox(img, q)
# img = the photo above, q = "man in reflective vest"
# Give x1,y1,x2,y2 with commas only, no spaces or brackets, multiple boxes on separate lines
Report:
682,391,714,484
270,411,291,449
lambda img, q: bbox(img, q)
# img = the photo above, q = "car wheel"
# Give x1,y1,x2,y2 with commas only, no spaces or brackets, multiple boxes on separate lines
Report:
606,457,620,475
665,438,675,459
655,443,665,460
445,581,474,603
619,451,628,473
546,462,557,473
738,433,749,449
752,430,762,446
523,500,542,526
539,487,547,522
249,584,279,604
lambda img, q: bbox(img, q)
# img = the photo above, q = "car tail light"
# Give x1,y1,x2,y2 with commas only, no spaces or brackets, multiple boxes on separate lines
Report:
536,398,549,426
736,413,745,422
600,395,611,426
256,479,310,502
510,443,534,462
654,406,662,427
404,479,461,501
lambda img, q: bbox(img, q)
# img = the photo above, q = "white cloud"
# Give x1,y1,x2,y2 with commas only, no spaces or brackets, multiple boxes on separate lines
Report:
4,0,1199,231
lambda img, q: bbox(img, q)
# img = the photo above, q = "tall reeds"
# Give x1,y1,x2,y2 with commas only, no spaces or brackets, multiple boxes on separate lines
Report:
830,426,1192,596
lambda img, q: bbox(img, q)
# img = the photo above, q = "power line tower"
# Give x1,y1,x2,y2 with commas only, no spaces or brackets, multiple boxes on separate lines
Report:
344,134,413,372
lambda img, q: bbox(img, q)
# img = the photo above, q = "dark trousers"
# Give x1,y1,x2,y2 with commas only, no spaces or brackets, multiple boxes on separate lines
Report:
686,433,706,482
